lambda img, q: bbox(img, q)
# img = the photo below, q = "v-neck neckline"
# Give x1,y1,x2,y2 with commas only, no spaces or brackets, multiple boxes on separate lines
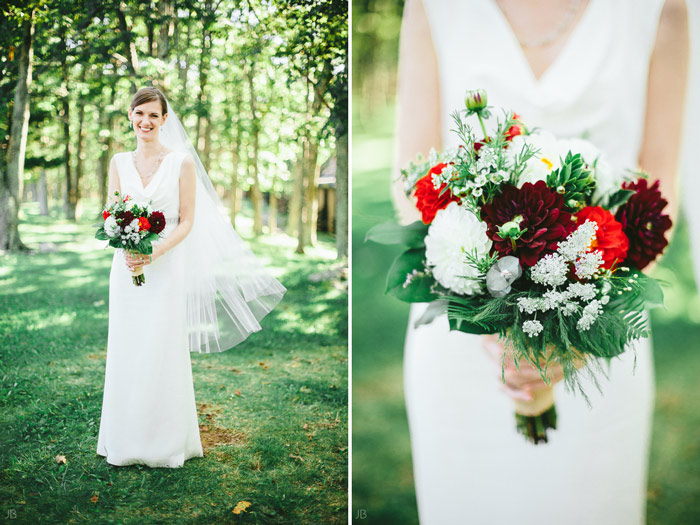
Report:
130,151,175,191
489,0,597,86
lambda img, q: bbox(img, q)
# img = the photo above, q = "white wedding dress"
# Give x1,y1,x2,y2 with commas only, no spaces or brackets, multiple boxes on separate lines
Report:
97,151,203,468
403,1,666,523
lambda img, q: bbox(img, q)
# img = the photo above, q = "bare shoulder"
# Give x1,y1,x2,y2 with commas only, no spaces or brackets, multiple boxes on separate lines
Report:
179,153,197,184
657,0,688,34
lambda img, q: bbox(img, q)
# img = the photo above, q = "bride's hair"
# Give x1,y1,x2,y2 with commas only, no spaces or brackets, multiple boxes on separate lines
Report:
130,87,168,115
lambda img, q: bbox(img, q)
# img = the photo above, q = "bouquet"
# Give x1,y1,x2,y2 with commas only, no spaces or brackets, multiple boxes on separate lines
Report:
367,89,672,444
95,191,167,286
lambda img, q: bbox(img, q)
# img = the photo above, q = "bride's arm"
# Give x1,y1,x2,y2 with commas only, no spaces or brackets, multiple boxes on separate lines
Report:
392,0,442,225
638,0,689,230
106,157,121,203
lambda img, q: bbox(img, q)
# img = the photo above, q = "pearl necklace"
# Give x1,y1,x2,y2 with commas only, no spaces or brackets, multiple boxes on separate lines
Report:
132,148,165,185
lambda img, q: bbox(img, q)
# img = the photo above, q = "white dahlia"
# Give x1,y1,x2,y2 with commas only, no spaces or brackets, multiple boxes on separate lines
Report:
104,215,120,237
425,202,492,295
510,131,562,187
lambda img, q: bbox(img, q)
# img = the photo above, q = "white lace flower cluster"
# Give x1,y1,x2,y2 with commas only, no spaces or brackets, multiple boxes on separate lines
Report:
121,218,146,245
424,202,492,296
517,220,612,336
450,143,513,202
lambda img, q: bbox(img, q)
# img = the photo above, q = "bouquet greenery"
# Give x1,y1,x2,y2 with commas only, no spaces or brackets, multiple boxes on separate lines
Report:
368,89,672,443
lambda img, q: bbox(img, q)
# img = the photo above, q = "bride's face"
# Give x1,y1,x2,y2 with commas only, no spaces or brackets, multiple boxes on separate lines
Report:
128,100,168,142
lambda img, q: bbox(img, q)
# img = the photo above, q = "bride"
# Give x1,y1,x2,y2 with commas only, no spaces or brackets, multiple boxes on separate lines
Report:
394,0,688,522
96,87,286,468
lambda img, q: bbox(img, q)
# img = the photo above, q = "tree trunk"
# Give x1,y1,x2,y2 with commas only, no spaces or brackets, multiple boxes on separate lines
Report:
304,137,321,246
268,175,278,232
229,91,242,228
158,0,174,59
178,21,190,98
335,130,348,258
286,155,303,236
116,6,140,89
73,68,87,220
294,141,307,254
302,137,319,247
38,170,49,216
196,5,211,160
0,14,33,251
61,38,74,220
247,64,263,235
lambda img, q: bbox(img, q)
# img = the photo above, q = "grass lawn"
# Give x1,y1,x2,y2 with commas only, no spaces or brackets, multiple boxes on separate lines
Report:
0,203,348,524
351,104,700,524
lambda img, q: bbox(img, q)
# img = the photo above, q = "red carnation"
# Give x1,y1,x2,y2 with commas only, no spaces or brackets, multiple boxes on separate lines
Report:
414,163,459,224
149,211,166,234
102,210,110,220
575,206,628,269
115,210,135,226
481,181,575,267
138,217,151,232
615,178,672,270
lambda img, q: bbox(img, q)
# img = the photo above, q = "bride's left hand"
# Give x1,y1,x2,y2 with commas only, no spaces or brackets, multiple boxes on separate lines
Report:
124,250,155,272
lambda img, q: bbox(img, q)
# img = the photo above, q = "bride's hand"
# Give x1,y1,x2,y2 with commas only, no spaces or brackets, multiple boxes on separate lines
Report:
124,251,154,272
482,334,565,402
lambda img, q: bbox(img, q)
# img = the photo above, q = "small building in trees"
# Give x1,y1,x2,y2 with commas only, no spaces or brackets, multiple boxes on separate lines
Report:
316,157,336,234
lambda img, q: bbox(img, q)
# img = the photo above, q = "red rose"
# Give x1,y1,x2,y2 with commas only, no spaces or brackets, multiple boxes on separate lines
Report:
102,210,110,220
414,163,459,224
123,194,131,201
138,217,151,231
574,206,628,269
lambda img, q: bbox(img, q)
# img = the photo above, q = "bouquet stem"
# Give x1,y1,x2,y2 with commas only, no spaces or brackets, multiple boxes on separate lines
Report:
131,267,146,286
513,386,557,444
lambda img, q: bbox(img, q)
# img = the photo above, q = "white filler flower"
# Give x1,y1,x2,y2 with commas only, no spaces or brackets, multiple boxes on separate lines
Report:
425,202,492,295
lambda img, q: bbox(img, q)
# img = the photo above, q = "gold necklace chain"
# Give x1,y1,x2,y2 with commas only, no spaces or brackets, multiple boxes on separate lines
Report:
132,148,165,183
503,0,584,49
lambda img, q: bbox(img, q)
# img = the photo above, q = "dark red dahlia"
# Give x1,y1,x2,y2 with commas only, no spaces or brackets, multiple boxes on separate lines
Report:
615,178,672,270
414,163,459,224
149,211,166,234
481,181,575,267
115,210,135,226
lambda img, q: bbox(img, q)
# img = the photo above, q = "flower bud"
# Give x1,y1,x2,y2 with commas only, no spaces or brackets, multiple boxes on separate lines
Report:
465,89,487,111
496,215,525,240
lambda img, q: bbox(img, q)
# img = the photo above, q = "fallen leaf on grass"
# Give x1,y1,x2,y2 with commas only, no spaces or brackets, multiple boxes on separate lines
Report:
302,423,309,430
234,390,242,397
55,455,67,465
232,501,252,514
289,454,304,462
90,494,98,503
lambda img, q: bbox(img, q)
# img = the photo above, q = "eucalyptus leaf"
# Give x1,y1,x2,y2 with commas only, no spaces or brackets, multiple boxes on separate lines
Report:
366,221,428,248
605,189,635,210
638,273,665,309
385,247,435,302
